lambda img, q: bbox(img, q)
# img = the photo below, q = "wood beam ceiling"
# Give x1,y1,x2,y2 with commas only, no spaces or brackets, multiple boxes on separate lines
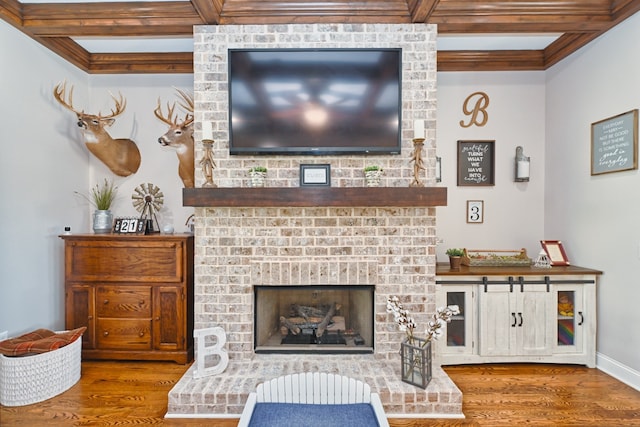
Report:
0,0,639,74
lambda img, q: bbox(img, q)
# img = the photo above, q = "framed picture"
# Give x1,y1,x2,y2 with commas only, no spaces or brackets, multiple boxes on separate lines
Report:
300,164,331,187
457,140,495,186
466,200,484,223
591,109,638,175
540,240,570,266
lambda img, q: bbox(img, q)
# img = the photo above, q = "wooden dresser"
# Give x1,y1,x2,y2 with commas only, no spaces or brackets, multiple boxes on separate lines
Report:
60,234,194,364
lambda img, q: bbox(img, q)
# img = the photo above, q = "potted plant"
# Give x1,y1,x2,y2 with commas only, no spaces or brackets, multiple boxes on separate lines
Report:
76,178,117,234
446,248,464,269
248,166,267,187
363,165,383,187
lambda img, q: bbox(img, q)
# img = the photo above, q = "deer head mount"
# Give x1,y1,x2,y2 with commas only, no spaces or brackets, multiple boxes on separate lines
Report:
154,89,195,188
54,81,141,177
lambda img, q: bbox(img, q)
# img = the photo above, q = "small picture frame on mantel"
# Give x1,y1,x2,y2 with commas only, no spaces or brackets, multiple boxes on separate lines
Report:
300,164,331,187
540,240,570,266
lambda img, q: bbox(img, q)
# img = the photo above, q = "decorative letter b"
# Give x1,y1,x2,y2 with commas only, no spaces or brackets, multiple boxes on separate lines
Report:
460,91,490,128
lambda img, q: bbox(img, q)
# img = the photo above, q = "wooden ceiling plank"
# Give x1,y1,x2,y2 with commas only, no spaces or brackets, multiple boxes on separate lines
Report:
35,36,91,72
0,0,22,27
191,0,222,24
411,0,441,23
89,52,193,74
437,49,546,71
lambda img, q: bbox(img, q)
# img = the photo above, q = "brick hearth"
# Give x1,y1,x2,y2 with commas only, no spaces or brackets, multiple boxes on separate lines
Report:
167,356,461,418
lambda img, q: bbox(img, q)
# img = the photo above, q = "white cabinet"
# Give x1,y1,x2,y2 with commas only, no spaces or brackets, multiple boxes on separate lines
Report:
478,283,554,357
435,265,599,368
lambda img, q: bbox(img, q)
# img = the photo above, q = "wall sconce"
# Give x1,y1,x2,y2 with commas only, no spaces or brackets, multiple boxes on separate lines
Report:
515,146,530,182
435,156,442,182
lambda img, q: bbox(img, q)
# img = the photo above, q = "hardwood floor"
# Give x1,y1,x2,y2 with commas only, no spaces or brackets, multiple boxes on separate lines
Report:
1,361,639,426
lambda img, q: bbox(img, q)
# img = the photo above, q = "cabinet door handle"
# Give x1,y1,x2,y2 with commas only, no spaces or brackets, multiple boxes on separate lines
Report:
511,312,517,327
578,311,584,326
518,312,523,327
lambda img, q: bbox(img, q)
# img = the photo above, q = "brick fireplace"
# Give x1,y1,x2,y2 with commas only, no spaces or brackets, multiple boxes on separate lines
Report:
166,23,463,419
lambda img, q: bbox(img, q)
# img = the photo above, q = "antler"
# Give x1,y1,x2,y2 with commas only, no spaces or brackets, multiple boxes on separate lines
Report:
155,88,194,127
154,98,179,126
54,81,126,119
175,88,194,113
53,81,83,115
99,92,126,120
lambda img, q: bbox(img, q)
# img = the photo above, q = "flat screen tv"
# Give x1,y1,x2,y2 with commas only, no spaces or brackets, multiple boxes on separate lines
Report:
228,48,402,155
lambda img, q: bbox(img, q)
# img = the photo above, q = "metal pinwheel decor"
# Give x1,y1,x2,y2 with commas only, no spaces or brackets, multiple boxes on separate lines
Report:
132,183,164,234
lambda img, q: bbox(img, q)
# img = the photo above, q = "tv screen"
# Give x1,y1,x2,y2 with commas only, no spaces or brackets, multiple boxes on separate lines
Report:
228,48,402,155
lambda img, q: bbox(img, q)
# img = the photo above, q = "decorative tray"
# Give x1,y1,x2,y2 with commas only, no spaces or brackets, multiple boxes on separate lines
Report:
462,248,532,266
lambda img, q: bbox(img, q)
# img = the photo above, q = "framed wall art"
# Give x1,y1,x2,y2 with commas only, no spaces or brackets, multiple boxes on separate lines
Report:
457,140,495,186
466,200,484,223
300,164,331,187
591,109,638,175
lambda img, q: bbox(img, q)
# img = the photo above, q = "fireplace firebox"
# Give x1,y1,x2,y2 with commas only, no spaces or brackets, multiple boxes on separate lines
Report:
254,285,374,354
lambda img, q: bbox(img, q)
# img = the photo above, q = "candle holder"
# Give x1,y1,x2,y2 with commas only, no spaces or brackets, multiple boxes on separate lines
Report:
515,146,530,182
200,139,217,188
409,137,426,187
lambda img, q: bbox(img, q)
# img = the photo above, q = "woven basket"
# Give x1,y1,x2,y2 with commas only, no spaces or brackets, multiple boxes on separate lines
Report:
0,334,82,406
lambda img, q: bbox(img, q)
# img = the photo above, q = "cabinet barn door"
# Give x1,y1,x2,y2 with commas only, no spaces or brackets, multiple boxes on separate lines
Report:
479,285,514,356
153,286,184,351
517,285,553,356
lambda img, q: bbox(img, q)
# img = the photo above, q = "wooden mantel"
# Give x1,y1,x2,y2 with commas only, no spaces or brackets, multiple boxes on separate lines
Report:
183,187,447,207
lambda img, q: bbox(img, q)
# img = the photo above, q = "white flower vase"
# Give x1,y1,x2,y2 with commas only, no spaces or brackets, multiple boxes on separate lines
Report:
364,170,382,187
249,171,267,187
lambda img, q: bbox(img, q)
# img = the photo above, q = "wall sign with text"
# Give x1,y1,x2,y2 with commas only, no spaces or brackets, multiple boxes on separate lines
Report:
457,140,495,186
591,109,638,175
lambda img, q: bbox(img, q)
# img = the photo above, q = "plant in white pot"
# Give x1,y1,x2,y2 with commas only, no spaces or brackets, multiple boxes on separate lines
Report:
248,166,267,187
76,178,117,234
363,165,383,187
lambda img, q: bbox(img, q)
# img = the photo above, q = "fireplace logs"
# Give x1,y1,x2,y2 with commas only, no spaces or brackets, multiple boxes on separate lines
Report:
279,302,346,343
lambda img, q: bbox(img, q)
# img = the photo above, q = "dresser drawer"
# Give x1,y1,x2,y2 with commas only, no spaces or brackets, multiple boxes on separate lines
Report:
64,238,187,282
97,286,151,318
97,319,152,350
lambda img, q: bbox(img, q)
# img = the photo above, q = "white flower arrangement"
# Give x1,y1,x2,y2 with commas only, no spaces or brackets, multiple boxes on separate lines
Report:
386,296,460,346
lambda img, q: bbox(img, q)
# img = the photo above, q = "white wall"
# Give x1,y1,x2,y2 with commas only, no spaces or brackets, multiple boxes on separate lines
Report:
545,12,640,379
0,21,193,336
436,72,546,261
0,22,88,335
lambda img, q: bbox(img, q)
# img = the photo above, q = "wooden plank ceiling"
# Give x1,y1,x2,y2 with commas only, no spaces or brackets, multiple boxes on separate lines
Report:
1,0,639,74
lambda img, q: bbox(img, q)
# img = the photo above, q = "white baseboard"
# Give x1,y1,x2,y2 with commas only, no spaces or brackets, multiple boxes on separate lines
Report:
0,331,7,340
597,352,640,392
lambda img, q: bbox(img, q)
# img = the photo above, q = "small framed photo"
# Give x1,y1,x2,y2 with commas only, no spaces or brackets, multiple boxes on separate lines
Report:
466,200,484,223
300,164,331,187
541,240,570,266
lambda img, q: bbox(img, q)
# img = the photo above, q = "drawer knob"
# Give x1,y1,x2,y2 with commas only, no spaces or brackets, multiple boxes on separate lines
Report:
139,332,144,337
103,299,109,305
139,300,145,305
103,331,109,337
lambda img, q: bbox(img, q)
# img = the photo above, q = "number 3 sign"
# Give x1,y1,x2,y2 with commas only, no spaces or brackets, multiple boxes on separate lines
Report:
467,200,484,223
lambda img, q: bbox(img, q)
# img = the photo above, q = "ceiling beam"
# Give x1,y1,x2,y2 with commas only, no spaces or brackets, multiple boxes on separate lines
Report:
437,49,545,72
